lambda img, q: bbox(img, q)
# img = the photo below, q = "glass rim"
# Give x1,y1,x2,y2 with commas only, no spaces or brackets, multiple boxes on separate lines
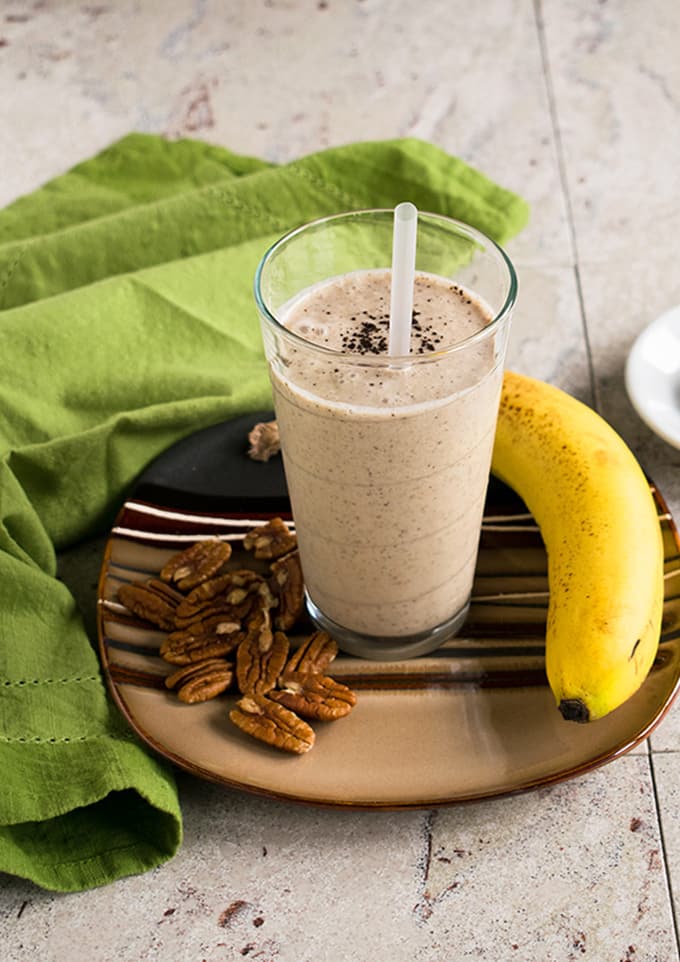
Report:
253,208,518,363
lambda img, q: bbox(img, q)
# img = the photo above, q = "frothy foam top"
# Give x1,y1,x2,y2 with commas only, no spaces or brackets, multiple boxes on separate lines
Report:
283,269,492,356
274,269,498,410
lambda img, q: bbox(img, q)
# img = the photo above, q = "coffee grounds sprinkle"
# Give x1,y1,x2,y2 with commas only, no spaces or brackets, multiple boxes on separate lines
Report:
288,276,489,357
339,309,449,355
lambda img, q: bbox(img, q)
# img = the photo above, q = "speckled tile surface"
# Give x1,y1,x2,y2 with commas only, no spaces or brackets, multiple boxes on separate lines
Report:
654,753,680,924
505,264,592,400
653,699,680,755
0,0,568,263
413,755,676,962
539,0,680,265
1,0,679,957
0,759,676,961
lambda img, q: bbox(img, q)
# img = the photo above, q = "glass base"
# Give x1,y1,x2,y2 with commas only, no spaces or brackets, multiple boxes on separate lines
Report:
304,591,471,661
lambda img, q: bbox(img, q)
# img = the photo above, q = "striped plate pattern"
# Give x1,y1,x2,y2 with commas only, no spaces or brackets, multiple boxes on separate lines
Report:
97,484,680,808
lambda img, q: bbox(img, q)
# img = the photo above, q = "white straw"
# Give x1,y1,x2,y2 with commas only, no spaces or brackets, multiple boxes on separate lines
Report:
388,202,418,356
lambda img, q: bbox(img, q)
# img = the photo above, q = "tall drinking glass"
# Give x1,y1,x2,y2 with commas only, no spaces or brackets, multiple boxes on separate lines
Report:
254,210,517,660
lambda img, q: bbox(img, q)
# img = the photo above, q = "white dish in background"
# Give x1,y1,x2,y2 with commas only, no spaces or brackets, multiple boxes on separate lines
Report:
625,304,680,450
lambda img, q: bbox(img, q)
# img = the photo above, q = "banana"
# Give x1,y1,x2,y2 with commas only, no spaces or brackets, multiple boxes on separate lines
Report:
491,371,664,722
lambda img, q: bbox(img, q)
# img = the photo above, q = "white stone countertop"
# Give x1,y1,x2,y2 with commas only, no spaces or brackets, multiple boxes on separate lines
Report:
1,1,680,959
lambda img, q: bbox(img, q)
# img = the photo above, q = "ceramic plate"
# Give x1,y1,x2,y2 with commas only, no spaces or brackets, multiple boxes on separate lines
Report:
626,304,680,449
97,414,680,807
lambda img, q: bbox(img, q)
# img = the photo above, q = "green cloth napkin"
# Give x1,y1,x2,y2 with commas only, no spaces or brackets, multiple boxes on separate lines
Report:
0,133,529,892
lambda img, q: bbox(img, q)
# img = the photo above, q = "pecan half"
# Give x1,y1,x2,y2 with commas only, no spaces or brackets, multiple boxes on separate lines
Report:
174,598,255,632
160,540,232,592
244,601,275,647
271,672,357,721
175,569,263,623
247,420,280,462
229,694,314,754
160,617,245,665
117,579,183,630
270,550,304,630
165,658,234,703
243,517,297,560
283,630,337,676
146,579,186,605
236,628,289,695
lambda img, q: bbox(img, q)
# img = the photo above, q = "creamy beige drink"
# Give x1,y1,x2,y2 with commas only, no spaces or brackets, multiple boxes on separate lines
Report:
271,269,501,641
255,208,516,659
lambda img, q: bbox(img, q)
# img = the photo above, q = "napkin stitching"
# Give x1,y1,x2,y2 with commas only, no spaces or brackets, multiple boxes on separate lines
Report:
288,165,362,212
2,675,101,688
0,732,136,744
0,180,288,269
0,245,26,308
206,188,291,234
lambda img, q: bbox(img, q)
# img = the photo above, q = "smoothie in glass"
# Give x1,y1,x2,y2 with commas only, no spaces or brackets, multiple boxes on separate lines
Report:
255,211,516,660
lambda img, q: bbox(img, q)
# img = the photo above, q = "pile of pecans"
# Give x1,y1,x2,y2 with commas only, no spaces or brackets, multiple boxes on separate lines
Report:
116,519,357,754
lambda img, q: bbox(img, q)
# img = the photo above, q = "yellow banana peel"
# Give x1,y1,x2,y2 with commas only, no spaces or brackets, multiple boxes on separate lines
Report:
491,371,664,722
